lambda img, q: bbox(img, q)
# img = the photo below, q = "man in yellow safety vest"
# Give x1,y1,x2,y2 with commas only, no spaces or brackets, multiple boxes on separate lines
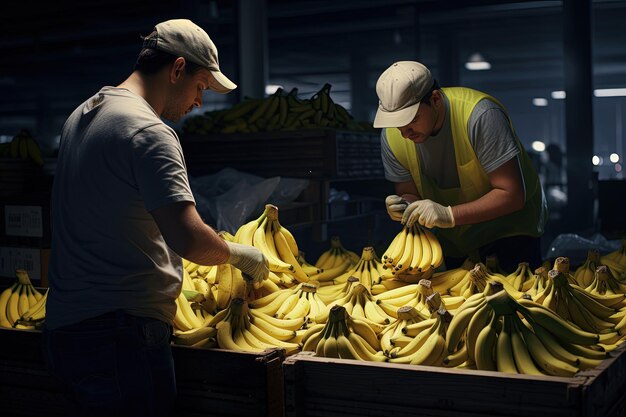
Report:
374,61,547,272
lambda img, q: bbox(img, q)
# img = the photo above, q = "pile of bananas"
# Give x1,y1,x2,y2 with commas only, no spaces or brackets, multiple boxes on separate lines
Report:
445,288,607,376
183,84,372,135
0,129,44,165
0,269,46,329
381,224,443,283
306,236,360,283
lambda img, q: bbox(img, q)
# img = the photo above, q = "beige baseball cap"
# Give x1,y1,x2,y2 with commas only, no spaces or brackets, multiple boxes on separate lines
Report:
373,61,433,128
150,19,237,94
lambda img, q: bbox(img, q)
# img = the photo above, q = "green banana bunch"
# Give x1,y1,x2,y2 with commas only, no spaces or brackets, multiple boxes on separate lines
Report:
182,84,374,134
6,129,44,165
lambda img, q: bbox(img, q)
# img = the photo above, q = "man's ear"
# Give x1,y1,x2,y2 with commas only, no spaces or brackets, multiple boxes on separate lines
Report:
170,57,186,83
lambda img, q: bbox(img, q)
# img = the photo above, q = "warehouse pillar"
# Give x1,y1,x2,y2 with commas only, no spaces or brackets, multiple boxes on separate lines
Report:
350,51,371,122
563,0,594,232
236,0,268,102
437,27,459,87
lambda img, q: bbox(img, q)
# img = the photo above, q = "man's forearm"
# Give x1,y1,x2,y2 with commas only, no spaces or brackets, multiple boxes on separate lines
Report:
451,188,524,226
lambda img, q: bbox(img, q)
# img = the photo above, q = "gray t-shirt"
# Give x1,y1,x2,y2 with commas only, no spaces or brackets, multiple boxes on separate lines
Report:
381,93,520,189
47,86,195,330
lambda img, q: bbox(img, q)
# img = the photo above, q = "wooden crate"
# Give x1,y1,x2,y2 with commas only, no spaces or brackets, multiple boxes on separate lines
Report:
173,345,285,417
182,129,383,179
0,327,286,417
0,328,69,417
283,343,626,417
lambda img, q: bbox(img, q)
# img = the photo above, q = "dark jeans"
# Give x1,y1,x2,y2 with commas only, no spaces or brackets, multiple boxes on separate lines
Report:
445,235,543,274
42,311,176,417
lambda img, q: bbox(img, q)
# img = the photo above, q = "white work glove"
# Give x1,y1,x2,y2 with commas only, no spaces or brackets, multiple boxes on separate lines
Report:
385,195,408,222
225,241,269,283
402,199,455,229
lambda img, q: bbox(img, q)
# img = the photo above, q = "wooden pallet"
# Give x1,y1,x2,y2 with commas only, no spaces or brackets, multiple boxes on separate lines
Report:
283,343,626,417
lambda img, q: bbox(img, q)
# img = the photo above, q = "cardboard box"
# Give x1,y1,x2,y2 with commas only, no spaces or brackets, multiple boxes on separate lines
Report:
1,191,51,247
0,246,50,286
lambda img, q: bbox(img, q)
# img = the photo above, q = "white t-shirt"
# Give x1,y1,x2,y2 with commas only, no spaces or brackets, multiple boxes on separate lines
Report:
46,86,195,330
381,93,520,189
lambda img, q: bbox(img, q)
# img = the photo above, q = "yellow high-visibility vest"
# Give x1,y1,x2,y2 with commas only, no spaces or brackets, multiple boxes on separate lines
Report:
385,87,547,257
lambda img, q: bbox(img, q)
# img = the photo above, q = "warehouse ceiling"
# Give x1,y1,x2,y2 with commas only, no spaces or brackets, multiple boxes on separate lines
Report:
1,0,625,156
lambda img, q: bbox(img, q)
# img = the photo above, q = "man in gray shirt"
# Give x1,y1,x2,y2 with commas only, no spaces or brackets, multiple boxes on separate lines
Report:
44,19,268,417
376,61,547,272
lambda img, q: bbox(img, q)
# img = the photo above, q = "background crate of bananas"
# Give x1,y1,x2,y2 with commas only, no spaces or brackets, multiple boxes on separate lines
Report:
183,84,374,134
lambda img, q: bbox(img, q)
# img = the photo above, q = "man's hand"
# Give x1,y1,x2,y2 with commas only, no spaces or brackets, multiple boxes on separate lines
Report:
402,199,455,229
385,195,408,222
225,241,269,283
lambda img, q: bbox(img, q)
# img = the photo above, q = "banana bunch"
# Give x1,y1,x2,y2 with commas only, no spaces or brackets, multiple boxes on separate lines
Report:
235,204,308,284
16,289,48,329
505,262,535,292
183,85,371,135
537,270,620,339
315,282,395,327
183,258,215,282
381,224,443,281
300,304,385,361
172,326,218,348
524,267,550,298
0,129,44,166
297,251,322,276
573,250,602,288
248,282,325,326
308,237,359,283
212,297,300,354
552,256,579,285
447,289,605,375
428,258,476,295
173,289,210,332
373,278,465,315
315,275,361,305
585,265,626,296
601,239,626,279
447,263,524,299
380,305,432,356
386,306,451,366
315,246,385,294
0,269,45,329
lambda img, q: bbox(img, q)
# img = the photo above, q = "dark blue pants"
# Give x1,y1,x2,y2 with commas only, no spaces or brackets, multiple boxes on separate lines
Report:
42,311,176,417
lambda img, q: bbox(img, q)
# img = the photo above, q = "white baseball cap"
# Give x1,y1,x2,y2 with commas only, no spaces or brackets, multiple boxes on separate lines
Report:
149,19,237,94
373,61,434,128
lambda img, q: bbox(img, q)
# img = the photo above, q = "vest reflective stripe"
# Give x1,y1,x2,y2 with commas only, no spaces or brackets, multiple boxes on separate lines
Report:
385,87,547,257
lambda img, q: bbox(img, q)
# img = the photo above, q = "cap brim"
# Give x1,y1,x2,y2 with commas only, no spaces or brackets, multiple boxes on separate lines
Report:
210,70,237,94
373,102,420,128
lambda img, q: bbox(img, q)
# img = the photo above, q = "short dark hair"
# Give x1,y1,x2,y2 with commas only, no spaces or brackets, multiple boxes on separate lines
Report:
134,31,204,76
419,79,441,105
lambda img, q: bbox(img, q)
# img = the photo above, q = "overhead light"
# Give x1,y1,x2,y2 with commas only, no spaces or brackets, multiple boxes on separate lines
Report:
592,155,603,166
594,88,626,97
531,141,546,152
551,91,566,99
265,84,283,95
532,98,548,107
465,53,491,71
610,153,620,163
